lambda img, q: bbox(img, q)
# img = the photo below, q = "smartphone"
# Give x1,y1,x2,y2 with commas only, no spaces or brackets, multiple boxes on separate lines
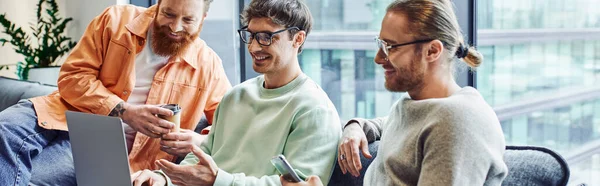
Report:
271,155,303,183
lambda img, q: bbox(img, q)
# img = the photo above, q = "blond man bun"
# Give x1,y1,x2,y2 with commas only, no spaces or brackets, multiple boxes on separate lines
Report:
456,45,483,68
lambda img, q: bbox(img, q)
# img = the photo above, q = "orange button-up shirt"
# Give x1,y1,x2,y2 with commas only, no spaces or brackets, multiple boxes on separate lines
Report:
29,4,231,172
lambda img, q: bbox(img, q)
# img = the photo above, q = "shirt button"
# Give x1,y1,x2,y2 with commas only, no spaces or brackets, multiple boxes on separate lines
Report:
123,91,129,95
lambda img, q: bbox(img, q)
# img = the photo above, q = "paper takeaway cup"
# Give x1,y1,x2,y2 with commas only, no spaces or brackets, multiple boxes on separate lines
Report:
158,104,181,133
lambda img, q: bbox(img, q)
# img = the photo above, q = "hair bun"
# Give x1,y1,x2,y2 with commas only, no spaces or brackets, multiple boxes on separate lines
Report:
455,44,469,59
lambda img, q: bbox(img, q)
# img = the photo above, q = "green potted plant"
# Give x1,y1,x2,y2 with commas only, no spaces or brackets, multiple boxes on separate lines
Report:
0,0,77,84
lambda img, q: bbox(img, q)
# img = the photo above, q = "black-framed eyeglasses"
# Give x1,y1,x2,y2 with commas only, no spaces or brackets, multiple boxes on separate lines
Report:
375,37,434,56
238,26,300,46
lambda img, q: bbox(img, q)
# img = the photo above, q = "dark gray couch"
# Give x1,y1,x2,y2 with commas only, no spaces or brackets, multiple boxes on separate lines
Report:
0,76,58,111
0,76,572,186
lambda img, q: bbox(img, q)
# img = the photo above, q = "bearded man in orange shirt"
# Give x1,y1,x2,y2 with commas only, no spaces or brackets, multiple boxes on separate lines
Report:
0,0,231,185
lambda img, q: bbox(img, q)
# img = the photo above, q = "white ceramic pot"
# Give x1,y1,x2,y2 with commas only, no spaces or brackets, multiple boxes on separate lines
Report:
28,66,61,86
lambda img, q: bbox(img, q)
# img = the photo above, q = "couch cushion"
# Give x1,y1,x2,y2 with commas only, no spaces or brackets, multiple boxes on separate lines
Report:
0,76,57,111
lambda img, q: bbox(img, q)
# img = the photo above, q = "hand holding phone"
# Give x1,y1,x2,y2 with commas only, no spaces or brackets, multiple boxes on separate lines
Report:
271,155,303,183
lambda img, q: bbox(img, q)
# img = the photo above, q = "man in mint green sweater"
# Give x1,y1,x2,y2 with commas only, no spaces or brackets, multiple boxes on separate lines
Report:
130,0,341,186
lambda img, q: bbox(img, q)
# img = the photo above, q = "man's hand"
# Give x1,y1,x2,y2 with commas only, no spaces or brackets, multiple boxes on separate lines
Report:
131,169,167,186
160,129,207,156
338,122,372,177
110,102,175,138
280,176,323,186
155,146,218,186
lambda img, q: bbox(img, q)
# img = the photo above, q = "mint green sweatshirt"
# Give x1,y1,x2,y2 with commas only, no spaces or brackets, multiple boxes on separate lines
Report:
170,74,341,186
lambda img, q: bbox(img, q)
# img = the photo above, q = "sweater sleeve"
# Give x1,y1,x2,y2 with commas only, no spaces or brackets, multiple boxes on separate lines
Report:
345,117,387,143
416,113,506,186
212,106,342,186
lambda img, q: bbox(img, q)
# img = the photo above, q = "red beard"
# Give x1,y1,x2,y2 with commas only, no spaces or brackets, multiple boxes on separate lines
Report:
151,22,199,57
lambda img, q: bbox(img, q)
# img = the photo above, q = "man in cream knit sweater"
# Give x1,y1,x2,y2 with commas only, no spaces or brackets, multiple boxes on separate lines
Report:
131,0,342,186
283,0,508,186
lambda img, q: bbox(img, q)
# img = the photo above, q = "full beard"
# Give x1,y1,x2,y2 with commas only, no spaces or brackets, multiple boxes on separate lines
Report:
151,22,199,57
385,55,425,93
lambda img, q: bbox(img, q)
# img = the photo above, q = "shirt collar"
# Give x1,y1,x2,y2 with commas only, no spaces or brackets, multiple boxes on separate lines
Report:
125,5,200,69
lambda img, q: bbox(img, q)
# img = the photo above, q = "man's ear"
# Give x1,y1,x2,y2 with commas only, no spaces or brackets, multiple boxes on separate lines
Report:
196,14,208,34
293,30,307,48
425,39,444,63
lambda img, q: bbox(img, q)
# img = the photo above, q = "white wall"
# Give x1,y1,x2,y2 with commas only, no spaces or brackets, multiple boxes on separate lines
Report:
205,0,235,21
201,0,240,84
0,0,125,79
66,0,128,40
0,0,63,78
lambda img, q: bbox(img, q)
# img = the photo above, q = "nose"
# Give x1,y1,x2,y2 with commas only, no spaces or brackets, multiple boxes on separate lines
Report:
374,49,387,65
248,38,262,53
169,19,184,33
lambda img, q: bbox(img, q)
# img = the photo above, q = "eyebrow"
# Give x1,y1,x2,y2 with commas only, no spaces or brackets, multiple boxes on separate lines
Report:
381,37,397,44
245,28,275,33
163,7,174,13
162,8,196,20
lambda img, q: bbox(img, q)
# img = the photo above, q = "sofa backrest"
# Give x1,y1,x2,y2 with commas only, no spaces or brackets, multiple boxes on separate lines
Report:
0,76,57,111
502,145,570,186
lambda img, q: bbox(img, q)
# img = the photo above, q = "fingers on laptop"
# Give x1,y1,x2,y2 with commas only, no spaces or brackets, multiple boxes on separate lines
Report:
131,170,142,181
131,169,155,186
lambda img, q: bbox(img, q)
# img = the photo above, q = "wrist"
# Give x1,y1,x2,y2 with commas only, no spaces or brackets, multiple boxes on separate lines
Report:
109,101,128,118
344,120,360,130
121,102,131,113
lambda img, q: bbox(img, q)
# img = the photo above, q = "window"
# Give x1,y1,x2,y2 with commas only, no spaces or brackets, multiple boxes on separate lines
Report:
477,0,600,184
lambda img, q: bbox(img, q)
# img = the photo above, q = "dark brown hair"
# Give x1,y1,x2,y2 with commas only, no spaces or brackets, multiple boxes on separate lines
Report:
241,0,313,53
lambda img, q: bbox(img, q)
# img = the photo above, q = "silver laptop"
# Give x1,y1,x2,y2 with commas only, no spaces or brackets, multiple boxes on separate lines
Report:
66,111,132,186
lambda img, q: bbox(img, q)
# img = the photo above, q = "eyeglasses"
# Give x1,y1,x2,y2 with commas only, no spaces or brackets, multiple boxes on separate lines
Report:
238,26,300,46
375,37,434,56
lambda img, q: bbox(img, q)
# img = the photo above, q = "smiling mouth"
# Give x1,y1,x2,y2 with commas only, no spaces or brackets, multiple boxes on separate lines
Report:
169,32,182,39
382,66,396,76
252,54,271,62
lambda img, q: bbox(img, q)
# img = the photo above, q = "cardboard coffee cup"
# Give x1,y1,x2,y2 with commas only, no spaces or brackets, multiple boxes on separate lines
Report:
158,104,181,133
